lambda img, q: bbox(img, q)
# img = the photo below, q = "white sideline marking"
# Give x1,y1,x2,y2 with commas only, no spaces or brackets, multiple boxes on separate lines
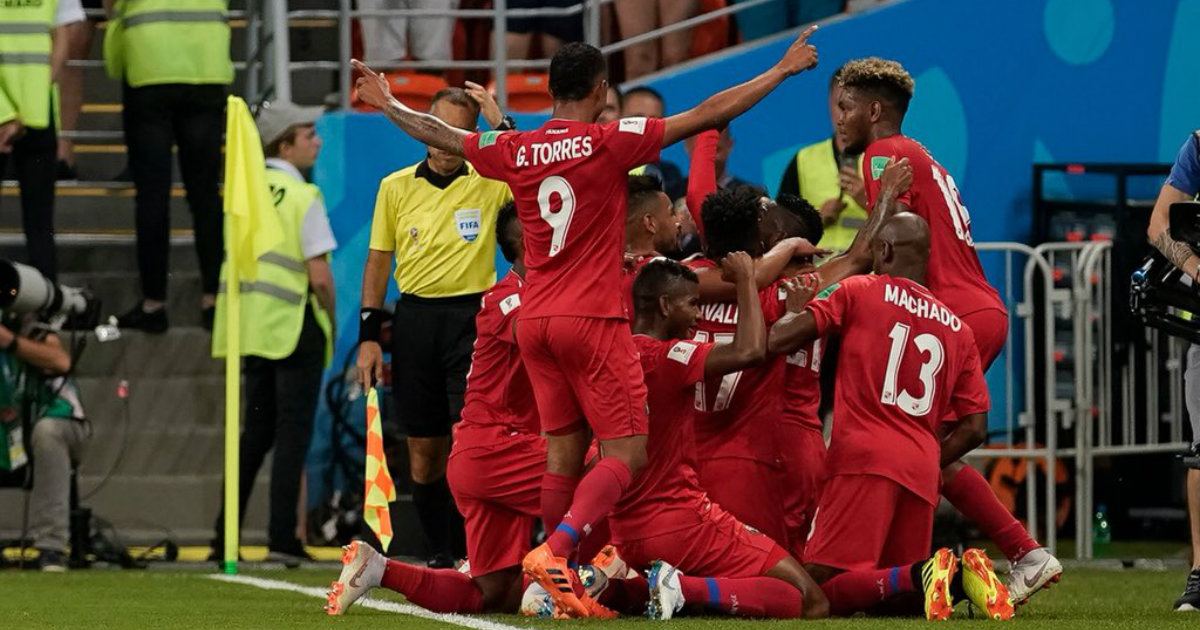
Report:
207,574,527,630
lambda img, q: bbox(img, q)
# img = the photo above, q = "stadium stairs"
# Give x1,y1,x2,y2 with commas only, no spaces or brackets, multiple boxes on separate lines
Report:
0,3,413,553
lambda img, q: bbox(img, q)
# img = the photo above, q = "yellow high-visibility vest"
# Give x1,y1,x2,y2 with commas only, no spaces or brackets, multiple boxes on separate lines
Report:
794,137,868,256
104,0,233,87
0,0,57,129
213,167,332,364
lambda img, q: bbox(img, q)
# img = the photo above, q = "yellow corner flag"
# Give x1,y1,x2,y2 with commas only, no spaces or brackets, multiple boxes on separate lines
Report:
220,96,285,574
224,95,283,279
364,388,396,552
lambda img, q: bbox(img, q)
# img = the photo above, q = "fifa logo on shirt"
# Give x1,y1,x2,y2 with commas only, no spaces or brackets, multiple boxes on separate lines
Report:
454,208,482,243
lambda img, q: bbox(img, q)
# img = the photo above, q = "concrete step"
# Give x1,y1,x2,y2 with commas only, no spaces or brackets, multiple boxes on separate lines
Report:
0,182,194,233
0,237,199,274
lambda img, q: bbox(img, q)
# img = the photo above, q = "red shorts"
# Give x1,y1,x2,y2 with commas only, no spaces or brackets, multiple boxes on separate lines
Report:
517,316,648,440
697,457,789,547
960,308,1008,371
446,425,545,576
615,501,789,578
804,474,933,571
778,423,826,560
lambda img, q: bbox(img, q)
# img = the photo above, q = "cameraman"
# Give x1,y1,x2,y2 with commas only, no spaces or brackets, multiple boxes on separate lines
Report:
0,313,85,572
1148,130,1200,611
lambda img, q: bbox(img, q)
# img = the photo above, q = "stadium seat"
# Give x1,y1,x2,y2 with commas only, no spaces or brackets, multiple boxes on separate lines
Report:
692,0,734,57
493,73,553,113
353,72,450,112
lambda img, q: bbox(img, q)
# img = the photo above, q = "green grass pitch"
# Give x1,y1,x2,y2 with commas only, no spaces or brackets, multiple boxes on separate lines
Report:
2,567,1194,629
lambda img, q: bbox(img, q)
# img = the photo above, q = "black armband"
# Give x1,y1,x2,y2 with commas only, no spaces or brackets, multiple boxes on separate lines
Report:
359,308,387,344
495,115,517,132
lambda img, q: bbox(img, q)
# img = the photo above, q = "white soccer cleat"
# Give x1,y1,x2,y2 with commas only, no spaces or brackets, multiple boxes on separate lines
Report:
325,541,386,615
1006,547,1063,605
646,560,686,620
519,582,555,617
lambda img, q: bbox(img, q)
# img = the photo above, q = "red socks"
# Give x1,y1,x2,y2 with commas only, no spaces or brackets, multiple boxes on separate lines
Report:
380,559,483,613
820,565,917,616
545,458,632,558
942,465,1040,562
540,473,579,534
678,575,804,618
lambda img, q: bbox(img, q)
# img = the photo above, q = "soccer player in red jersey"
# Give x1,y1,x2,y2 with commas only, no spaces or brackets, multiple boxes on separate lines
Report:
353,28,821,618
768,194,829,560
327,204,555,616
621,175,681,321
834,56,1062,601
770,212,1010,620
599,255,827,620
683,187,795,545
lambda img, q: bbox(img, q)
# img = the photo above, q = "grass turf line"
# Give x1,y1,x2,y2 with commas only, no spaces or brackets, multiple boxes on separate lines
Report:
1,568,1196,629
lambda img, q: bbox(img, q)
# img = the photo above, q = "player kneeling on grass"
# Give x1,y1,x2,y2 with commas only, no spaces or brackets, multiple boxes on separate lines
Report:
327,203,568,616
588,255,828,620
769,212,1012,621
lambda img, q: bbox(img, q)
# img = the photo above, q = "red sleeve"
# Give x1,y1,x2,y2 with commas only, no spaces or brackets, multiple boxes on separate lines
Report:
948,336,991,420
462,130,514,181
686,130,720,241
607,117,666,171
662,340,715,388
862,141,914,210
491,289,523,345
804,279,854,336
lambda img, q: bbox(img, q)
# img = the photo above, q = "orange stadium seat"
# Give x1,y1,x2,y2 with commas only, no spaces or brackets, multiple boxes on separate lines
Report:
354,71,450,112
493,73,553,113
692,0,733,57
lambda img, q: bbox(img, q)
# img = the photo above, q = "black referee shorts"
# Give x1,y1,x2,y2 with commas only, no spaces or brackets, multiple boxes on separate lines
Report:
391,293,482,439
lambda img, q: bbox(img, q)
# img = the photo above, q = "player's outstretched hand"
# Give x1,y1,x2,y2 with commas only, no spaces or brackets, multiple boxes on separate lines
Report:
880,156,913,198
776,25,819,76
784,273,819,313
465,81,505,130
351,59,391,110
720,251,755,284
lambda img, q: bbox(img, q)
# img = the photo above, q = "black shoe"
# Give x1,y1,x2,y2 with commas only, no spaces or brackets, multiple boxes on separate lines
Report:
56,161,78,181
426,552,456,569
267,546,315,569
1176,569,1200,611
116,304,168,333
207,546,245,568
36,549,67,573
201,305,215,331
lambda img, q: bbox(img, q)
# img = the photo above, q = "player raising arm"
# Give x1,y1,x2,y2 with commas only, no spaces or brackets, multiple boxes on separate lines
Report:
353,30,820,619
769,213,1007,620
832,56,1062,601
595,254,827,620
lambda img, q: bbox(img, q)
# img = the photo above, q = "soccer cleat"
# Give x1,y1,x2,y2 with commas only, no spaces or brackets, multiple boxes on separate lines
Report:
961,548,1015,620
1174,569,1200,612
646,560,686,620
920,547,958,620
591,544,634,579
324,541,386,616
521,543,590,618
1006,547,1063,605
519,582,556,617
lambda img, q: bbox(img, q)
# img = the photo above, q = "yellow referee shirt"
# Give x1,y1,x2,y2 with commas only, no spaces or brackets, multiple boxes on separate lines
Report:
369,161,513,297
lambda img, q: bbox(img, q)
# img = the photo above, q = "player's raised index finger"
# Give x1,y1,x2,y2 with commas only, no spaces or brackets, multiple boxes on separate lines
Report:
797,24,818,44
351,59,375,75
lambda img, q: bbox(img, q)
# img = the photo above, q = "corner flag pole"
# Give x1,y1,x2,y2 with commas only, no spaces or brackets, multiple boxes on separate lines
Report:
223,228,241,575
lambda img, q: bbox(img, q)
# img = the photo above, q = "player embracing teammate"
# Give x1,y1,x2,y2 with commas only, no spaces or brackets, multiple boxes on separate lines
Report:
337,25,822,620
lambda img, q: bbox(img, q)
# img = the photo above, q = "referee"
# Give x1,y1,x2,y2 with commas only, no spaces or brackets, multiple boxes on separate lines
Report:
357,87,512,567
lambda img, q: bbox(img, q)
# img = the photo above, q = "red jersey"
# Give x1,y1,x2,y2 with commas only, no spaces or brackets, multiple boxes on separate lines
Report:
686,258,786,464
456,271,539,435
610,335,715,541
806,274,990,505
463,118,666,320
782,337,823,432
862,134,1004,318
